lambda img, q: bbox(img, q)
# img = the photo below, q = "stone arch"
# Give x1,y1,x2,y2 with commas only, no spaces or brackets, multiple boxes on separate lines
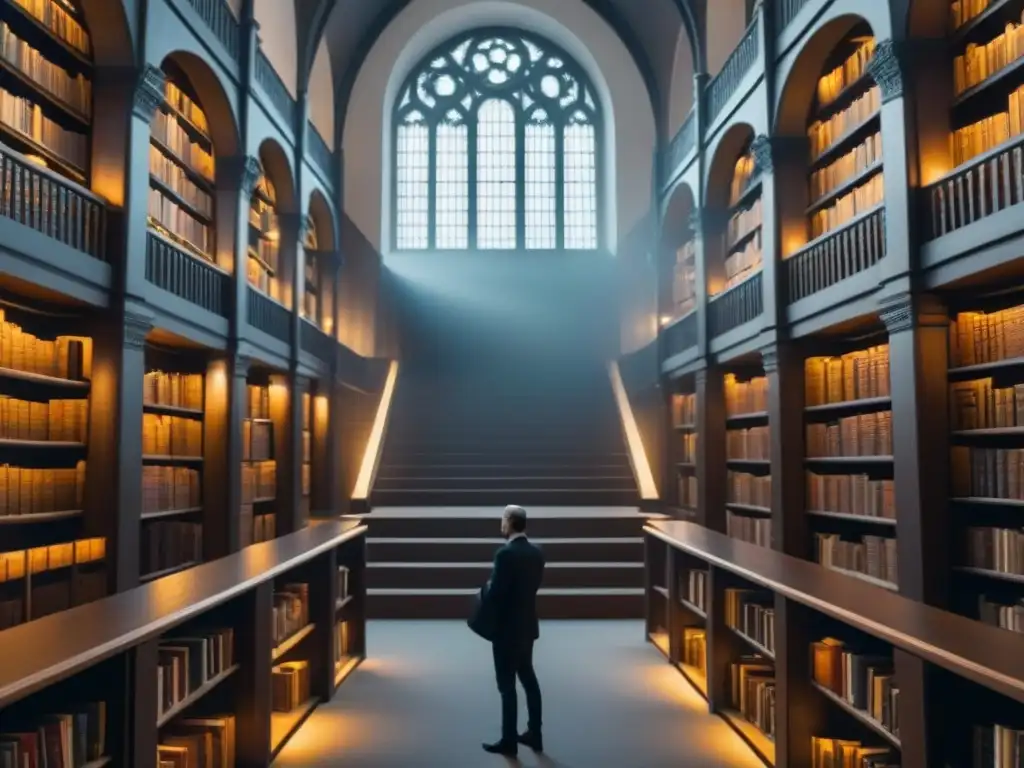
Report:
161,52,241,160
307,188,337,251
80,0,134,67
667,27,696,139
704,122,756,295
660,181,696,320
705,122,755,209
258,138,297,215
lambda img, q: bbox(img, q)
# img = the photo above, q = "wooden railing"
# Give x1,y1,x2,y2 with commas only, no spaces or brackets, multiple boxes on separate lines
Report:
775,0,812,33
247,286,291,342
0,148,106,261
146,231,230,317
661,111,695,187
182,0,240,61
923,137,1024,240
300,317,335,361
709,271,763,338
307,123,334,182
255,49,297,129
785,206,886,302
663,311,698,359
706,17,760,124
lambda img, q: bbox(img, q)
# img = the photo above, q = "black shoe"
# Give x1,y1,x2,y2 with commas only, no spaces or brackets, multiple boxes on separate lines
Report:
482,741,518,756
518,731,544,752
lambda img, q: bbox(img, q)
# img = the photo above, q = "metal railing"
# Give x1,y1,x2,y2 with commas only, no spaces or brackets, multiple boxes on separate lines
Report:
146,231,230,316
706,17,760,124
661,111,695,188
775,0,812,34
182,0,240,61
255,49,297,129
247,286,290,342
663,311,698,359
785,207,886,302
709,271,763,338
307,123,334,181
300,317,335,361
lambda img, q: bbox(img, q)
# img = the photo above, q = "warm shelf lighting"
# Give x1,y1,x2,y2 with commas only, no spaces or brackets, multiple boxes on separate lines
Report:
352,360,399,499
24,154,47,169
607,360,659,500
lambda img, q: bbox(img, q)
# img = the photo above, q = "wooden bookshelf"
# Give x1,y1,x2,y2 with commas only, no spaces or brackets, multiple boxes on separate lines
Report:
713,147,762,297
670,390,697,516
148,65,215,263
303,215,321,328
724,370,772,547
242,379,276,546
804,342,897,587
0,0,92,183
301,390,311,518
671,238,697,320
248,172,281,302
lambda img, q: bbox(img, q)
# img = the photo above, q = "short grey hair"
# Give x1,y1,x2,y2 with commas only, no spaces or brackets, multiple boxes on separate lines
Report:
504,504,528,532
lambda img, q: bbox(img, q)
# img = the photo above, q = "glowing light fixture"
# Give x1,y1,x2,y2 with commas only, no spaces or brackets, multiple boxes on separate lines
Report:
352,360,399,499
607,361,659,500
659,315,673,327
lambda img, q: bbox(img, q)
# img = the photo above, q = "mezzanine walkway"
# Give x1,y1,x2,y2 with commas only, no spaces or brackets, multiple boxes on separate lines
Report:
276,620,762,767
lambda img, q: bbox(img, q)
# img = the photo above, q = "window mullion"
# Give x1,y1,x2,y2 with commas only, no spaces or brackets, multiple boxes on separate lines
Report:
428,124,437,250
555,120,565,251
468,117,477,250
515,111,525,250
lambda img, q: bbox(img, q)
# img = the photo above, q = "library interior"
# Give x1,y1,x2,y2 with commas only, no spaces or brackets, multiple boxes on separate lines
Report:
2,0,1024,765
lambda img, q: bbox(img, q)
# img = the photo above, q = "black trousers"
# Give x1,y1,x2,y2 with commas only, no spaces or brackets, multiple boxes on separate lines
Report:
492,640,543,743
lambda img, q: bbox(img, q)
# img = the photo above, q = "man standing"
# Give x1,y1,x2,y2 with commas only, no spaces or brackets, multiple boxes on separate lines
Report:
481,505,546,757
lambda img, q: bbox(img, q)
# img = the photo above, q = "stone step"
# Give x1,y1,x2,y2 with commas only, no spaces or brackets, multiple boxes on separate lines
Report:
367,536,644,563
370,488,640,507
366,561,644,590
367,587,645,619
357,510,651,539
375,464,633,479
372,475,638,491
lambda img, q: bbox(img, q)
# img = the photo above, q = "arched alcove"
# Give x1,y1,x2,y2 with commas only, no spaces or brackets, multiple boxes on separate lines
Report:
303,189,337,333
667,28,696,139
660,183,696,323
705,123,760,297
247,138,296,307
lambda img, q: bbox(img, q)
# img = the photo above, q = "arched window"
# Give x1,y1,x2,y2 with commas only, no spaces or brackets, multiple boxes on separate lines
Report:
393,28,602,251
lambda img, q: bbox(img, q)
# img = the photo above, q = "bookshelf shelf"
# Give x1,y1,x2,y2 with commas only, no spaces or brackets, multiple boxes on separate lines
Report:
651,584,669,599
674,423,696,432
141,454,203,464
804,455,894,465
952,496,1024,507
0,56,88,127
728,177,762,214
149,174,213,226
949,354,1024,378
334,656,360,688
955,565,1024,584
336,594,354,611
270,696,319,757
676,461,696,470
149,135,212,189
951,0,1019,46
677,661,708,698
952,426,1024,436
142,402,203,419
720,708,776,766
726,458,770,468
139,560,198,582
805,161,882,216
728,625,775,660
727,224,761,255
725,502,771,516
810,680,902,749
680,596,707,619
830,565,898,591
159,101,212,148
817,67,874,119
806,509,897,526
0,438,84,449
139,506,202,522
952,47,1024,115
271,622,315,661
252,495,275,504
0,366,88,389
725,411,769,426
803,395,891,415
2,0,90,67
810,112,881,170
0,120,85,181
0,508,82,524
649,630,670,659
156,662,240,728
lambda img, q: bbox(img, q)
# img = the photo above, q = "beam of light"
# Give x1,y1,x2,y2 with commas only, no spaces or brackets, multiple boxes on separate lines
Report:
608,360,659,500
352,360,399,499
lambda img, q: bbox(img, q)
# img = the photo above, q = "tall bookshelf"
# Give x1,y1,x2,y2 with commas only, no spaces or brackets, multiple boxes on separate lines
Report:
803,31,882,246
948,299,1024,636
724,369,771,547
148,64,216,262
248,172,281,301
242,377,276,546
670,388,697,519
671,236,697,320
300,390,311,518
303,215,321,328
140,348,205,581
804,340,897,591
0,0,92,183
714,147,762,297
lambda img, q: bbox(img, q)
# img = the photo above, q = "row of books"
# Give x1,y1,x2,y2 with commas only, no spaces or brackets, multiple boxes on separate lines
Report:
164,81,209,139
0,461,85,516
272,660,310,713
725,374,768,417
726,198,762,248
0,314,90,380
243,418,272,462
0,701,105,768
726,426,769,461
811,637,899,738
805,345,891,406
335,621,351,664
142,465,200,514
301,461,310,497
950,85,1024,167
148,187,212,259
808,86,881,161
671,393,696,428
807,472,896,519
815,532,898,586
252,510,276,544
809,171,884,240
817,38,876,107
729,153,756,206
0,537,106,630
678,432,697,463
722,237,761,292
142,413,203,458
142,520,201,576
272,583,309,647
950,307,1024,369
979,594,1024,634
731,656,776,739
973,723,1024,767
0,396,86,441
158,716,235,768
0,21,91,115
727,511,771,547
966,525,1024,575
0,84,87,169
157,627,234,718
302,428,311,463
810,132,882,202
806,412,894,457
677,474,697,509
951,378,1024,430
241,460,275,501
682,626,707,673
950,0,991,30
144,371,204,411
810,738,897,767
151,107,214,181
150,145,212,217
951,446,1024,499
11,0,90,55
247,384,271,419
954,17,1024,96
725,588,775,654
246,252,282,302
728,469,772,508
672,241,696,317
682,568,707,612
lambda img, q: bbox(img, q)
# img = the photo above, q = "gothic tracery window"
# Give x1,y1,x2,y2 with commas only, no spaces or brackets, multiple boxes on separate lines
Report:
393,29,601,251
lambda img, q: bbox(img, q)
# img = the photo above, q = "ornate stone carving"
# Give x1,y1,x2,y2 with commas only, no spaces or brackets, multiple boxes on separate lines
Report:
866,40,903,104
879,292,914,334
234,355,251,378
750,135,773,176
241,156,263,197
123,310,153,350
132,64,166,123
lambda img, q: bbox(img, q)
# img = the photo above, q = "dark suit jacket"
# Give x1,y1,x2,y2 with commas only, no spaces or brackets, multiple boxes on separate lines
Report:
480,535,546,647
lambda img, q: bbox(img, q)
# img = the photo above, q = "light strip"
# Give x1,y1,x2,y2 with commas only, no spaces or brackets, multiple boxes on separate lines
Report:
352,360,400,499
607,360,659,500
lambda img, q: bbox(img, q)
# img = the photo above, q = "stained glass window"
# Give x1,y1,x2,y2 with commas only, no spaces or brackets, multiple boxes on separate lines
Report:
393,29,602,251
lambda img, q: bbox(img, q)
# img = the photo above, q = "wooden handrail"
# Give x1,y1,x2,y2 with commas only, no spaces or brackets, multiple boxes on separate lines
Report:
0,519,366,709
645,520,1024,705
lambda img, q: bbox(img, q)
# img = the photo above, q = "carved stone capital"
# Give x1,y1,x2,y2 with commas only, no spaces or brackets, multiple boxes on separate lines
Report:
133,64,166,123
233,354,251,378
866,40,904,104
879,292,914,333
241,156,263,197
123,310,153,350
750,135,773,176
